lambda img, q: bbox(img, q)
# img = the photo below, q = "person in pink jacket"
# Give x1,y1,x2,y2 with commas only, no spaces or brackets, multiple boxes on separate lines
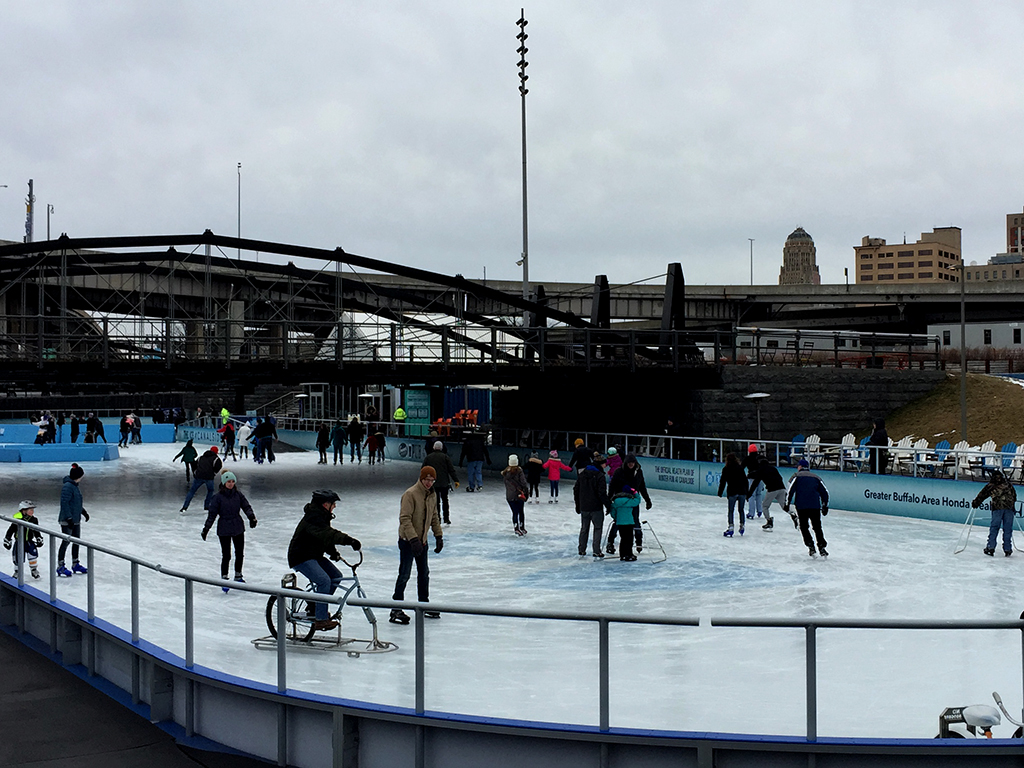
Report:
542,450,573,503
605,447,623,477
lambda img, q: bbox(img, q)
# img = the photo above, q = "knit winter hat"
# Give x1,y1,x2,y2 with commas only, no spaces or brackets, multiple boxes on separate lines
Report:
69,463,84,480
798,459,810,468
748,443,759,454
221,471,237,483
508,454,519,467
625,453,637,463
549,450,559,458
420,466,437,480
574,438,584,447
210,446,219,454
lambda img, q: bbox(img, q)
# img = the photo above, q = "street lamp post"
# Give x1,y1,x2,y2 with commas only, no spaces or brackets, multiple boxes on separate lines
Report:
744,392,771,441
237,162,242,260
958,262,967,441
46,204,54,241
749,238,754,285
516,10,530,327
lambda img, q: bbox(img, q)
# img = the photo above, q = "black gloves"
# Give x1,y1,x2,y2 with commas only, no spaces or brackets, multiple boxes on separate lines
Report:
821,507,828,516
201,528,209,541
81,510,90,522
645,500,652,510
329,550,342,561
350,538,362,551
971,499,981,509
2,539,10,550
410,538,424,557
33,536,43,548
434,538,444,554
249,518,258,528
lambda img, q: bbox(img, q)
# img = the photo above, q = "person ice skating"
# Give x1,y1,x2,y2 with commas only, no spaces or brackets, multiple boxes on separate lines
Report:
569,438,594,475
575,454,611,557
316,422,331,465
57,463,90,577
330,420,346,465
744,444,764,519
972,468,1018,556
606,453,652,554
202,471,257,584
346,416,365,464
374,429,387,463
525,451,544,504
502,454,530,535
867,417,889,475
70,413,80,443
288,489,362,632
4,500,43,579
363,432,378,465
423,442,459,525
253,417,279,464
542,450,572,503
718,453,748,537
606,447,623,477
746,455,791,530
786,459,830,557
181,446,222,514
86,412,106,443
237,420,252,461
610,485,641,560
129,412,142,444
220,406,231,427
173,438,199,484
118,414,132,447
389,466,444,624
217,420,237,461
459,430,491,492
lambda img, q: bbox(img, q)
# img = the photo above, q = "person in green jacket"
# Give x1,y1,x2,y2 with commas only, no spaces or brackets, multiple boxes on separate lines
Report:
173,439,199,484
610,486,641,561
393,405,407,437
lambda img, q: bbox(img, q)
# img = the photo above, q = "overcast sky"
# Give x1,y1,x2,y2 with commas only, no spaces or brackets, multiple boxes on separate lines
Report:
4,2,1023,288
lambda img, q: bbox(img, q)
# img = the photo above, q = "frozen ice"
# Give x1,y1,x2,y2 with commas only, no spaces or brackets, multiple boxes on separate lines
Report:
1,444,1021,739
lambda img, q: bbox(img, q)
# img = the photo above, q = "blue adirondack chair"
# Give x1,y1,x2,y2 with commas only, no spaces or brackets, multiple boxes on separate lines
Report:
843,436,871,472
928,439,951,477
1000,442,1017,474
780,434,805,466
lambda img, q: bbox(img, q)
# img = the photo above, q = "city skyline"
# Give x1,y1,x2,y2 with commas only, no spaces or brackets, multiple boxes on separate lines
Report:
4,3,1024,287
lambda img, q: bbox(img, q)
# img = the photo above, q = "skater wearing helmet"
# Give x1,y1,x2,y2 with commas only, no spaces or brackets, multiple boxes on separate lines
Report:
202,472,257,585
718,453,748,537
287,489,362,632
4,500,43,579
972,469,1017,557
502,455,530,535
786,459,830,557
542,450,572,503
605,447,623,477
180,446,222,514
389,467,444,624
57,463,90,577
744,444,764,520
746,455,791,531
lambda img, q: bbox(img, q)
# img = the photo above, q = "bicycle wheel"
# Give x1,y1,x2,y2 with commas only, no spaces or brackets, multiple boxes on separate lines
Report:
265,595,316,642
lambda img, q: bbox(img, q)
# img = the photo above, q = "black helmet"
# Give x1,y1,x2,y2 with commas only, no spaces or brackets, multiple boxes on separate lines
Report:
311,489,340,506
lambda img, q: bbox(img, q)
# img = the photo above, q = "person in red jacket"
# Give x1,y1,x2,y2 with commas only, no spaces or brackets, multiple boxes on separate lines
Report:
542,450,572,503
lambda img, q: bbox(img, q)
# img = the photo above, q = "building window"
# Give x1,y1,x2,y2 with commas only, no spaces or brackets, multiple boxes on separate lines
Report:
943,331,951,346
877,274,894,280
984,329,993,345
984,271,989,279
861,264,873,270
1003,270,1008,279
1015,328,1022,344
918,260,933,267
766,340,779,348
898,250,914,257
898,273,915,279
966,272,972,280
862,275,873,281
918,272,933,278
1016,269,1021,278
918,249,933,256
878,262,894,269
837,339,847,347
898,261,915,268
976,271,981,280
860,253,874,260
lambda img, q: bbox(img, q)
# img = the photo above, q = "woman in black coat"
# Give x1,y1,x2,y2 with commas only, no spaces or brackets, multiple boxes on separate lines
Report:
202,472,257,583
718,453,750,535
867,418,889,475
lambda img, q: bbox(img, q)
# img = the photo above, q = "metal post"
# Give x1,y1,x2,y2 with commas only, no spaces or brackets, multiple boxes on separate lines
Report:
749,238,754,285
131,562,140,643
960,265,967,441
87,547,95,619
517,10,530,328
806,624,817,741
184,579,194,667
49,533,57,604
599,618,610,731
415,608,426,714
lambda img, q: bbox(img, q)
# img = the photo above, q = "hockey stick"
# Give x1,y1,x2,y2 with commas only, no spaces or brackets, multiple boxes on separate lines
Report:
953,507,977,555
641,520,667,564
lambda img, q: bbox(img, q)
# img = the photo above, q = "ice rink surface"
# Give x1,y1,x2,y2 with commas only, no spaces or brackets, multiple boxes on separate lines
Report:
2,444,1022,739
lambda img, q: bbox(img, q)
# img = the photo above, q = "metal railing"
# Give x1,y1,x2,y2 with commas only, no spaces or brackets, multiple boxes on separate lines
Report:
0,315,942,371
4,513,1024,743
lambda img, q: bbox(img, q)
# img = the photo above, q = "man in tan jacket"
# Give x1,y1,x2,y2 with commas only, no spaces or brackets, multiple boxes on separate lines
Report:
390,466,445,624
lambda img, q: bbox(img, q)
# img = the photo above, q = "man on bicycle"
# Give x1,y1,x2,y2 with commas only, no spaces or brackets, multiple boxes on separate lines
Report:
287,489,362,632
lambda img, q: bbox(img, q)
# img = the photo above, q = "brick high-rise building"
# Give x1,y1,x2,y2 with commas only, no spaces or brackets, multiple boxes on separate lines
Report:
854,227,961,284
778,227,821,285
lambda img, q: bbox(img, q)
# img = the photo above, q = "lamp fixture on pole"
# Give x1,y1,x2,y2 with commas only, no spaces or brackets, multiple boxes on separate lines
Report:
46,204,54,241
743,392,771,441
516,9,530,327
237,162,242,260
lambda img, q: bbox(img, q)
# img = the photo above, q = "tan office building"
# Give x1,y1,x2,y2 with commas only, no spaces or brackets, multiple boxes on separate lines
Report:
854,227,962,284
778,227,821,285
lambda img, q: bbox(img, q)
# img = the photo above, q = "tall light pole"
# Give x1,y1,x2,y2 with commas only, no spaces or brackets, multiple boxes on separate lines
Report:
237,162,242,259
748,238,754,285
46,204,54,241
24,179,34,243
516,10,530,327
957,262,967,441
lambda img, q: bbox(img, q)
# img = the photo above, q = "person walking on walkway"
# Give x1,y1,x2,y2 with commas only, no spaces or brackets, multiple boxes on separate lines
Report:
973,469,1018,557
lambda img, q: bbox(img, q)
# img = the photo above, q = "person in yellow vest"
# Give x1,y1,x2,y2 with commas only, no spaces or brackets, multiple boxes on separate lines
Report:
393,405,407,437
220,407,231,427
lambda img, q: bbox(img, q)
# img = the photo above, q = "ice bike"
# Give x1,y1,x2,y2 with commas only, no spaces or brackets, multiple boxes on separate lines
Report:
256,551,397,655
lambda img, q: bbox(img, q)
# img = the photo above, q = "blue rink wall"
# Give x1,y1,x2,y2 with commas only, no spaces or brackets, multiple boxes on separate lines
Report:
0,421,174,462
